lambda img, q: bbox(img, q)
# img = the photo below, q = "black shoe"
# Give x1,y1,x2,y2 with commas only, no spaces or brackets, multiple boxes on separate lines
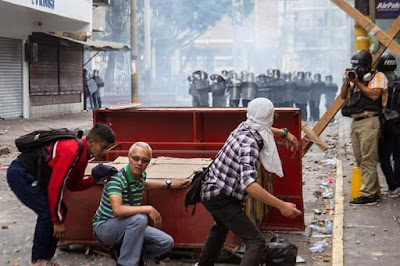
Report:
350,195,378,206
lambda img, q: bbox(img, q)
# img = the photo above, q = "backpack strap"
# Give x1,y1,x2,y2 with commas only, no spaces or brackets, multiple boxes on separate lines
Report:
121,168,135,206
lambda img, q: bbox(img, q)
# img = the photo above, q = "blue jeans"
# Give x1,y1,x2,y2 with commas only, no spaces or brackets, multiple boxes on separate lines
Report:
6,159,58,261
94,214,173,266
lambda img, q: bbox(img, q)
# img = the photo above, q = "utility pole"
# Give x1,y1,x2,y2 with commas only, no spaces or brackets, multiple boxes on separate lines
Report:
131,0,138,103
232,0,244,71
144,0,151,98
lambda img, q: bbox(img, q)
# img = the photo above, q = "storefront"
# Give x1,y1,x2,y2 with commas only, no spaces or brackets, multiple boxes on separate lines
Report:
0,0,92,119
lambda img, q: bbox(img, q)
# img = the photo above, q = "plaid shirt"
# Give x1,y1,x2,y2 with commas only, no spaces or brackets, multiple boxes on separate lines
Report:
200,122,263,203
369,72,388,108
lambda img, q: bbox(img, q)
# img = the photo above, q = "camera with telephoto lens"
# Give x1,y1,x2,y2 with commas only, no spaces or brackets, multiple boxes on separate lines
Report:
347,70,357,80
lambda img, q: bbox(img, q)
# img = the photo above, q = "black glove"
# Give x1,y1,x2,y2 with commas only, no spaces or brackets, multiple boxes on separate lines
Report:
92,163,118,183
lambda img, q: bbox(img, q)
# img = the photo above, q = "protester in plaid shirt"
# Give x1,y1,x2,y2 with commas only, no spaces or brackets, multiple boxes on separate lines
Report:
340,50,388,206
198,98,302,266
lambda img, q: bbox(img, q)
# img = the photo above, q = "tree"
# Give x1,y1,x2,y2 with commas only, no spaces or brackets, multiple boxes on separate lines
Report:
93,0,131,93
135,0,254,75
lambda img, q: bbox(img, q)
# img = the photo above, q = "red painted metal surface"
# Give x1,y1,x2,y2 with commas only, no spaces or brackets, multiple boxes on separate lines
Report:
60,107,304,248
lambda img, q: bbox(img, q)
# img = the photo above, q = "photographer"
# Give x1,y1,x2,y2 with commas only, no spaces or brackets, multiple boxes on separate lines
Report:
340,50,388,205
377,53,400,197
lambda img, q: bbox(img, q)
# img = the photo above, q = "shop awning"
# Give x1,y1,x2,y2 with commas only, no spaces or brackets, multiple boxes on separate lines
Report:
44,32,130,51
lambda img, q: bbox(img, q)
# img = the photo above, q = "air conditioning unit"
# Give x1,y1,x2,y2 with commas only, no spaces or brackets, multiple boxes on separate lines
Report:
93,0,112,6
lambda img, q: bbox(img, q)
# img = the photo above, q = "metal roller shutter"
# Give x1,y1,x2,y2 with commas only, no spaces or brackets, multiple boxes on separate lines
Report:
0,37,22,119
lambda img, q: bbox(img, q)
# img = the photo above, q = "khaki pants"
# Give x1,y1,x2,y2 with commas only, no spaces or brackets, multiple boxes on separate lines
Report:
350,116,380,197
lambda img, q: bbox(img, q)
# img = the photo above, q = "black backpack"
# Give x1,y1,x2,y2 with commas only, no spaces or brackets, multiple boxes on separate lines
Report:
15,128,84,191
15,128,83,153
184,166,210,215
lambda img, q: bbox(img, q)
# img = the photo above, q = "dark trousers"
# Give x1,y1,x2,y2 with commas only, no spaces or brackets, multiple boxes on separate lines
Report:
309,100,320,121
192,93,209,107
6,160,58,261
199,194,266,266
379,122,400,190
295,103,308,121
92,90,102,109
283,101,293,107
83,86,93,110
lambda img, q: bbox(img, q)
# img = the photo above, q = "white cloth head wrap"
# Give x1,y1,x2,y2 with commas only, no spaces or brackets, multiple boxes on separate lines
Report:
244,98,283,177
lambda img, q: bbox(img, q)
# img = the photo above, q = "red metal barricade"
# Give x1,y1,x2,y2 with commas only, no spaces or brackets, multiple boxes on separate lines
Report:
60,107,304,249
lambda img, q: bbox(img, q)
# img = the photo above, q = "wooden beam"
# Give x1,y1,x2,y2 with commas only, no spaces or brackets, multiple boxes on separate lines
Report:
301,121,329,153
302,1,400,157
302,95,344,156
372,15,400,63
330,0,400,58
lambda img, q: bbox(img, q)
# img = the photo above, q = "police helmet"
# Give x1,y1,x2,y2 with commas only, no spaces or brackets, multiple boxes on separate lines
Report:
273,69,281,79
376,53,397,72
351,50,372,67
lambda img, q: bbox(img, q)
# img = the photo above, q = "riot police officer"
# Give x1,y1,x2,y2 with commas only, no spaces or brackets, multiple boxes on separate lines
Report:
324,75,338,113
377,53,400,197
282,72,295,107
270,69,286,107
309,73,324,121
210,74,227,107
294,71,312,121
227,71,242,107
340,50,388,205
241,71,258,107
256,72,273,102
190,70,210,107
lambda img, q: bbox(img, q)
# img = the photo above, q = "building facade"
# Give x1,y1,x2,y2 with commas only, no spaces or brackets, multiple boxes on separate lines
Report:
0,0,92,119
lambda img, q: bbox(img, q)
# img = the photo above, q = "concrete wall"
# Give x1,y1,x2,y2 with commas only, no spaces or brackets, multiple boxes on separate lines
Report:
29,102,83,119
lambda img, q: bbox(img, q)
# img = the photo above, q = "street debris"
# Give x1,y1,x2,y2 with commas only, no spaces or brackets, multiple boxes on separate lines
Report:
310,240,329,253
296,255,306,263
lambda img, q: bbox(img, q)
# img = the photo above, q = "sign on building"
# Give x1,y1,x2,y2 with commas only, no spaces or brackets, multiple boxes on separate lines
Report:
376,0,400,19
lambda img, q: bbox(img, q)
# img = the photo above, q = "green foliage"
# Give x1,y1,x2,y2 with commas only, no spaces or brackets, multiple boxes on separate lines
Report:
136,0,254,50
93,0,131,44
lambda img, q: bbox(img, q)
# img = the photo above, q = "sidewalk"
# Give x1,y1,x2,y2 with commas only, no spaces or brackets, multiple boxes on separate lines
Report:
0,111,344,265
338,116,400,265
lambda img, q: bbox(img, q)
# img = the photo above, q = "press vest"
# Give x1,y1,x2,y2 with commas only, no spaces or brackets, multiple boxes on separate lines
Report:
341,85,382,117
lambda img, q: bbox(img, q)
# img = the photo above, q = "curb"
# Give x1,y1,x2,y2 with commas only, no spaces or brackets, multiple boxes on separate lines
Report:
331,159,344,266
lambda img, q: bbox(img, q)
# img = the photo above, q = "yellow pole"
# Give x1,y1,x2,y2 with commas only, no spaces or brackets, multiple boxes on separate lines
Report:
354,0,371,51
355,23,370,51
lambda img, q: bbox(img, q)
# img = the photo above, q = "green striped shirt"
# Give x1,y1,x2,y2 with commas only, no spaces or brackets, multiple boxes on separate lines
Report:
93,165,147,227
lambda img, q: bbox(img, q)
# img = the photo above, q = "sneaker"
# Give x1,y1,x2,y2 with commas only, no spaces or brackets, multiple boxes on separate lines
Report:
388,187,400,198
350,195,378,205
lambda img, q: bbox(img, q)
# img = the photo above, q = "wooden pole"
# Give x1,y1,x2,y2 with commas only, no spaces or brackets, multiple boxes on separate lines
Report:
302,0,400,157
131,0,139,103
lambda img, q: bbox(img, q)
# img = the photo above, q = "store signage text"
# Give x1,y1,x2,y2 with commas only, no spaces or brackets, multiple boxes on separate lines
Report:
34,0,55,10
376,1,400,19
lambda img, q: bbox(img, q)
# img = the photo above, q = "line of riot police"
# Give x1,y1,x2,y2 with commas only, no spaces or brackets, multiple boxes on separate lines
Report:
188,69,338,122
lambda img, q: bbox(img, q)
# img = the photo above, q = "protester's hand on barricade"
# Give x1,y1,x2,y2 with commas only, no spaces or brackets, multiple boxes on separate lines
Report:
279,202,302,219
53,223,65,239
147,206,162,228
92,163,118,183
171,179,191,189
283,132,299,152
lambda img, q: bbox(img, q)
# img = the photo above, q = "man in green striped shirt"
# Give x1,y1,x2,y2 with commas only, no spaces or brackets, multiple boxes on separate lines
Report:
93,142,190,266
